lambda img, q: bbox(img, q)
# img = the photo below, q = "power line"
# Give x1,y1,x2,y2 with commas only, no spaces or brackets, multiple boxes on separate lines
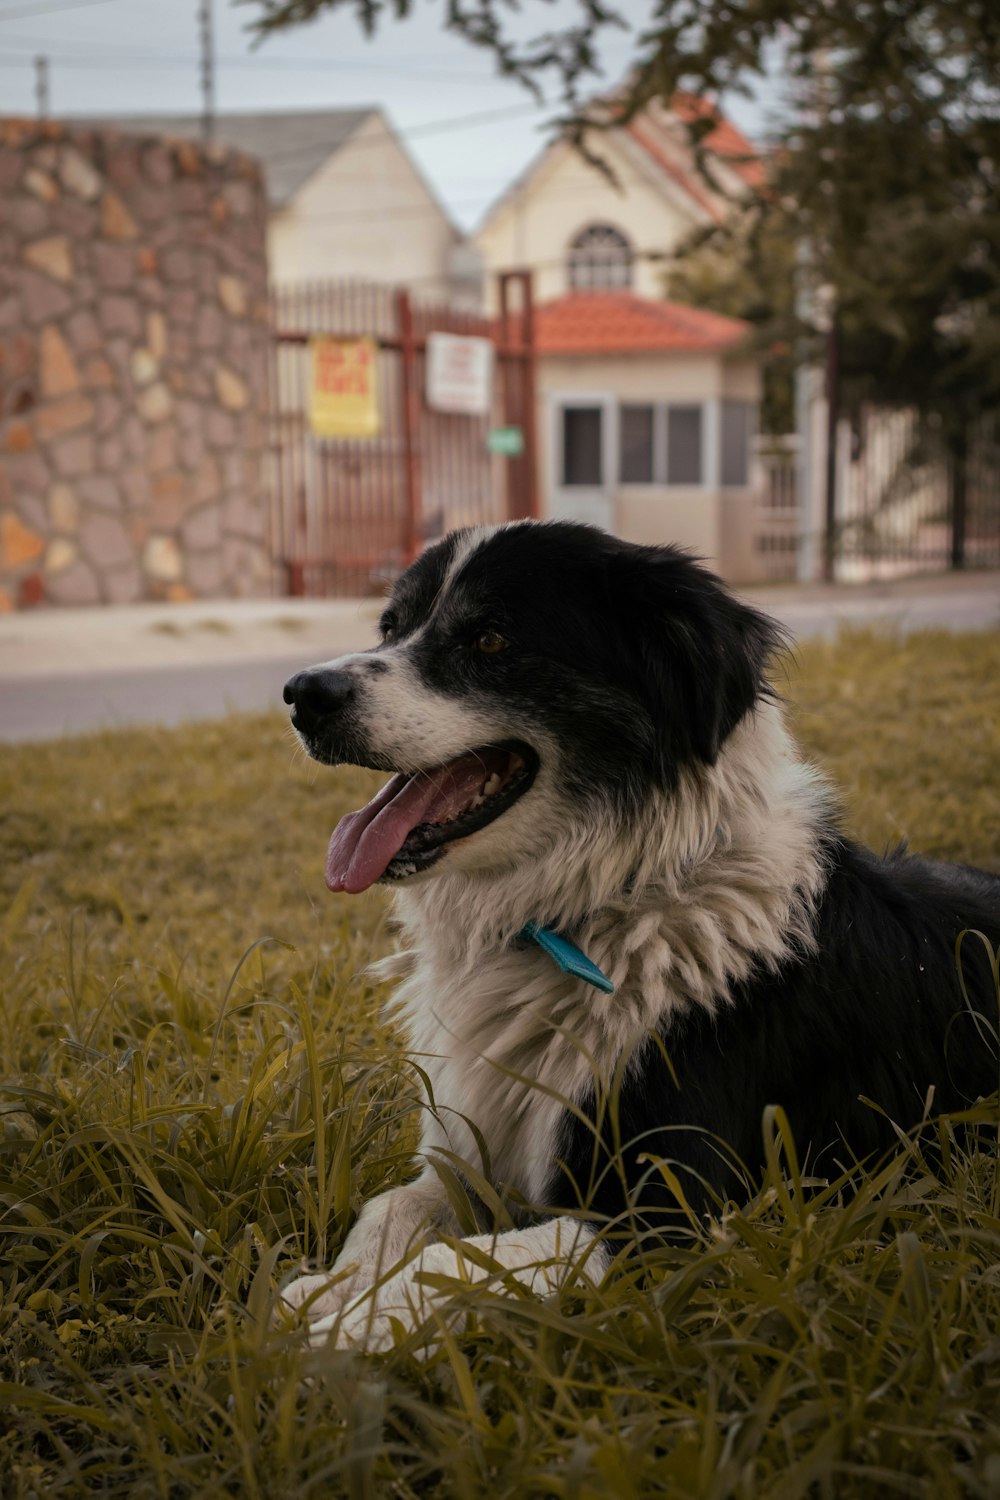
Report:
0,63,555,169
0,26,637,72
0,92,552,160
0,0,117,20
290,243,676,291
284,171,692,226
274,198,682,245
259,101,553,169
0,42,564,82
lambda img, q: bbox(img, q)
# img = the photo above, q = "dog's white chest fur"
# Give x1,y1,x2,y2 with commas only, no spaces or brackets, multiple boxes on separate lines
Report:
392,944,611,1203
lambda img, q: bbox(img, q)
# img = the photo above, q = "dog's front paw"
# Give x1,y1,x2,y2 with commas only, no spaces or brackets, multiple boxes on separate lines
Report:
274,1265,361,1327
310,1246,464,1354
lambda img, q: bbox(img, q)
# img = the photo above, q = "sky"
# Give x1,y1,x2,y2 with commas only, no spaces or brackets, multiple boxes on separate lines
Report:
0,0,784,231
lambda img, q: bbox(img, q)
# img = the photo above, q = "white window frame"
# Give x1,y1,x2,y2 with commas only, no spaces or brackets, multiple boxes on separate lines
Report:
566,223,634,291
546,391,617,532
615,401,707,487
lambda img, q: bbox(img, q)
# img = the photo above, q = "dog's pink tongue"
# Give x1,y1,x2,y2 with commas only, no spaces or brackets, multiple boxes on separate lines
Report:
325,753,492,894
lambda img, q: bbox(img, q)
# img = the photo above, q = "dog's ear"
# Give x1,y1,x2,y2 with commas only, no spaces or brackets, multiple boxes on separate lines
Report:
616,546,784,780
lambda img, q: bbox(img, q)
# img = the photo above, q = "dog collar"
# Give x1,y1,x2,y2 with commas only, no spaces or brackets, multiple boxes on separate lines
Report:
518,922,615,994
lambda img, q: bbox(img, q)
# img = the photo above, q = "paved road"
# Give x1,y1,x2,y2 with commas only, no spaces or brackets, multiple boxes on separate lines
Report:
1,578,998,744
0,596,379,744
0,654,312,742
757,586,1000,640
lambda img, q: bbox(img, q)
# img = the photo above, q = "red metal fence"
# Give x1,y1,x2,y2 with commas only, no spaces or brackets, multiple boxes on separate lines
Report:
270,272,536,597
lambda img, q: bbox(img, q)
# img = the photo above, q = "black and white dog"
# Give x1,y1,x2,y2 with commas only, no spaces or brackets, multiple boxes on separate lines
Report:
280,521,999,1349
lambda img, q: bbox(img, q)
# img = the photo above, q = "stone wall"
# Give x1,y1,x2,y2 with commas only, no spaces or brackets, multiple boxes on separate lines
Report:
0,118,271,608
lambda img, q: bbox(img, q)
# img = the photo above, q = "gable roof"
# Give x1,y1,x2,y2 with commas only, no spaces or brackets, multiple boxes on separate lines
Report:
536,291,749,355
623,118,724,224
476,95,762,238
669,93,766,191
69,109,375,207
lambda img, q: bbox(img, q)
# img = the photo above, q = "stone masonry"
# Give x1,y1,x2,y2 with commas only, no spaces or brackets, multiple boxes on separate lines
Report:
0,118,271,608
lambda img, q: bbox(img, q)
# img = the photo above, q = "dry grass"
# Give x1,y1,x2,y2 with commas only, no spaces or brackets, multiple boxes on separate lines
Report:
783,628,1000,869
0,626,998,1498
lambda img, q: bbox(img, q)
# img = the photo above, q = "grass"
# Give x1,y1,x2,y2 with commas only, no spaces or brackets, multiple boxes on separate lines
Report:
148,619,236,637
1,626,999,1499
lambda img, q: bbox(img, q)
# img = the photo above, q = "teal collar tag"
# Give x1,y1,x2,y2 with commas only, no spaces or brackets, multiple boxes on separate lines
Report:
518,922,615,994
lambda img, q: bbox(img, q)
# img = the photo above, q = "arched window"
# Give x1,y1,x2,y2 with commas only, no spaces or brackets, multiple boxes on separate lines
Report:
567,223,633,290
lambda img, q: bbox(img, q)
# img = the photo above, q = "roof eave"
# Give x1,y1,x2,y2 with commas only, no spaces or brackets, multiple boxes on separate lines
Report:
539,340,747,357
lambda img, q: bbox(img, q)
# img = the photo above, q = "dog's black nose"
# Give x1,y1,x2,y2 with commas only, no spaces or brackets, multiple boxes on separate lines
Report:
283,668,355,724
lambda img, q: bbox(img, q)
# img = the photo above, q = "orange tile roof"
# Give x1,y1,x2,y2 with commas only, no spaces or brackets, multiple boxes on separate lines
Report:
669,92,768,191
625,95,767,216
536,291,749,356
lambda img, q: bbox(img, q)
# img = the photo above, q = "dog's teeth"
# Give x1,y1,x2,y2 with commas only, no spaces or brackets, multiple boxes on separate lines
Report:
470,792,485,809
483,772,502,797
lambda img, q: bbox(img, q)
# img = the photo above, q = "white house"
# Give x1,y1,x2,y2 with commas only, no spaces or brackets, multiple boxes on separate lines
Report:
472,96,783,580
83,108,474,299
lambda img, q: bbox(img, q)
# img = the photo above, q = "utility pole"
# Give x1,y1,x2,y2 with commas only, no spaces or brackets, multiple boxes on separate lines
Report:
813,46,840,583
198,0,214,142
35,55,49,119
822,314,840,583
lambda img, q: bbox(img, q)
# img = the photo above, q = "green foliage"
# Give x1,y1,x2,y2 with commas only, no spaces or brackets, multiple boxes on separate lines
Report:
665,211,798,435
245,0,624,105
244,0,1000,446
1,628,999,1496
640,2,1000,440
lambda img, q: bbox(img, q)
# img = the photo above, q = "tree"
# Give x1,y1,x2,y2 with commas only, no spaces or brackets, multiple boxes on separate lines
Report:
247,0,1000,493
664,208,798,436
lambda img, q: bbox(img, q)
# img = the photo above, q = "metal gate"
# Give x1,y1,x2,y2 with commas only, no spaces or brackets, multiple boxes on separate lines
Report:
270,272,537,596
829,407,1000,579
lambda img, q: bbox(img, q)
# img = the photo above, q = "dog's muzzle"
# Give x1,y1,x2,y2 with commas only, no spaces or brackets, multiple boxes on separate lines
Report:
284,662,539,893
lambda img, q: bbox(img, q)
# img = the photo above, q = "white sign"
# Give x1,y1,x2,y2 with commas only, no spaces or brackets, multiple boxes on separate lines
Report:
425,332,493,416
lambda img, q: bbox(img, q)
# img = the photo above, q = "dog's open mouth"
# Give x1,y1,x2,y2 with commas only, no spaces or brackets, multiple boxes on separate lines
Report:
325,741,537,893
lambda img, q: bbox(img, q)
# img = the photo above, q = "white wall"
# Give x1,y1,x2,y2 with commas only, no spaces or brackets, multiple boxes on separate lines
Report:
268,113,457,295
538,352,767,580
475,134,705,311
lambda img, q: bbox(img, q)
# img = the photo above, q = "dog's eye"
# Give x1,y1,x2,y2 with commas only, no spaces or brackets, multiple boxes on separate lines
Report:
475,630,507,655
379,617,397,642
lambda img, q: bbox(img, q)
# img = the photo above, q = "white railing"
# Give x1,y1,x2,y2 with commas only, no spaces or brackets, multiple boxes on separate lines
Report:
752,436,801,579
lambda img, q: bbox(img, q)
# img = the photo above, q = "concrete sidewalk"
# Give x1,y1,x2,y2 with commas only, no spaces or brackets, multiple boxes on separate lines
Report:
1,570,998,742
0,595,385,680
0,595,385,742
740,567,1000,640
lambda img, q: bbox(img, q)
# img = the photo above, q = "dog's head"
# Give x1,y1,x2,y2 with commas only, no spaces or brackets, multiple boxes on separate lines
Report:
285,521,782,895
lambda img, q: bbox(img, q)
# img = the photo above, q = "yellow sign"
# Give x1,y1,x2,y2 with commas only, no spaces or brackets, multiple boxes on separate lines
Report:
309,336,380,439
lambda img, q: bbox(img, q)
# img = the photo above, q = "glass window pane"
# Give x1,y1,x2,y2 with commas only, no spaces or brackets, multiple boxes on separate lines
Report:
620,405,654,483
567,224,633,291
562,406,602,486
721,401,752,486
667,405,702,484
